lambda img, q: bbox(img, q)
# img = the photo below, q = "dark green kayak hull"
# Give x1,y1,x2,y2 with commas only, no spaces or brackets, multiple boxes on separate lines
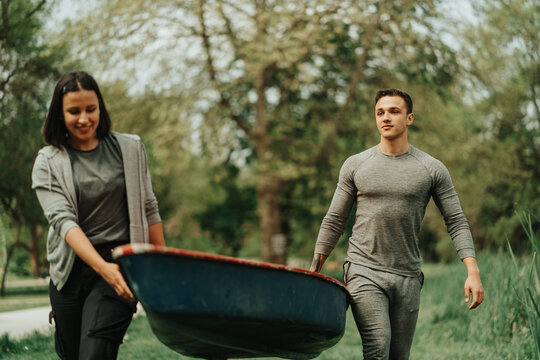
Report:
113,245,349,359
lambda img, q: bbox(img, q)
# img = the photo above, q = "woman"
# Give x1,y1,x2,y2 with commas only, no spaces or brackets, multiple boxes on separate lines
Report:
31,71,166,359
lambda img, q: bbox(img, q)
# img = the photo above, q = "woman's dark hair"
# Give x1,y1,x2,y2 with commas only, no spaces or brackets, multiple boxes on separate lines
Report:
43,71,111,147
374,88,413,114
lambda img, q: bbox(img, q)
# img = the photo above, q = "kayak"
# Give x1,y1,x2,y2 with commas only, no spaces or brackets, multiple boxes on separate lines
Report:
112,244,349,359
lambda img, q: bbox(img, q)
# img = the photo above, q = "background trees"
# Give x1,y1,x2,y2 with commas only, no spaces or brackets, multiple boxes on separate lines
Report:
0,0,537,277
56,0,466,263
0,0,68,293
457,0,539,251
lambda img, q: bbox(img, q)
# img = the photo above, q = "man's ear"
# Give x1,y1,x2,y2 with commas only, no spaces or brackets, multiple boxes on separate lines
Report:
407,113,414,126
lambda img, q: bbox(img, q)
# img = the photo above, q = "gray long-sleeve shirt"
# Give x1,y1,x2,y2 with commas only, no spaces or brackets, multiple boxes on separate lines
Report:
315,145,475,277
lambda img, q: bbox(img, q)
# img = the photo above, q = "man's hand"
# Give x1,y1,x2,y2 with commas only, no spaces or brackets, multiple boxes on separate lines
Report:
309,253,328,272
463,257,485,309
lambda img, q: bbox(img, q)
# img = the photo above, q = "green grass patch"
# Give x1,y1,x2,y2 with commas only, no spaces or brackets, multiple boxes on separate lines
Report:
0,284,49,313
412,253,536,359
1,251,537,359
0,330,55,360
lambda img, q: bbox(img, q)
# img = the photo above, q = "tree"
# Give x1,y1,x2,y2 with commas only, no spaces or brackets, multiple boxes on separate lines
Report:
196,162,257,257
0,0,66,292
457,0,540,250
57,0,461,263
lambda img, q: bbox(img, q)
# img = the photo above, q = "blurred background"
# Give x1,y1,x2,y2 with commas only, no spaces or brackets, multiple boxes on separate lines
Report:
0,0,538,283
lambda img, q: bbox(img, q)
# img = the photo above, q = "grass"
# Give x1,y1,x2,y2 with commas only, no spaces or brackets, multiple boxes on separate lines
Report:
412,255,535,360
0,250,537,359
0,330,54,360
0,285,49,313
0,275,49,313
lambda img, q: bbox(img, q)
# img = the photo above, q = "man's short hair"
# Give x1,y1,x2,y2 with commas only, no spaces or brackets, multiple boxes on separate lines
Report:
375,88,413,114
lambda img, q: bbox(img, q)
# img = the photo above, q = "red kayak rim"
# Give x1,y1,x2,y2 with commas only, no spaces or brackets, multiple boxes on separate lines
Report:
112,243,349,293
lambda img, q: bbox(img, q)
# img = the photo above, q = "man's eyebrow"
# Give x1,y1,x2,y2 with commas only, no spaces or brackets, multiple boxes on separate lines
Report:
376,106,401,111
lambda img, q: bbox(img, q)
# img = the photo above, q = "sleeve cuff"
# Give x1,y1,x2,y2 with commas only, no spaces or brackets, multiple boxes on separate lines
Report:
457,248,476,260
60,221,79,241
147,213,162,226
314,244,335,256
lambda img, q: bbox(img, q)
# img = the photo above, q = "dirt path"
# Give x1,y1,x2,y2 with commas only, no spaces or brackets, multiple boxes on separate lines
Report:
0,302,145,339
0,306,52,339
0,278,145,339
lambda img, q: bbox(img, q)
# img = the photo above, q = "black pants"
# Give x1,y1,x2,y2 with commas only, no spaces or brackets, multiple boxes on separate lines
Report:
49,241,136,360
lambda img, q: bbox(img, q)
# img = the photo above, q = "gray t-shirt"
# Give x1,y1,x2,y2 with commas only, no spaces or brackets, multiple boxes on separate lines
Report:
315,145,476,277
66,134,129,245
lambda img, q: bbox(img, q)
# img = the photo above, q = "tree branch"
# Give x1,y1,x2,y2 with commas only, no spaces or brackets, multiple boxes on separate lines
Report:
198,0,251,136
1,0,46,37
217,0,241,58
0,68,17,99
24,0,46,20
221,0,254,18
0,0,12,39
336,27,377,126
531,77,540,126
252,63,277,142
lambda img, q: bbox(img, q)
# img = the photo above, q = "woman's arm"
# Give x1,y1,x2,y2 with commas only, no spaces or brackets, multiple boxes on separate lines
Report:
65,227,135,302
148,222,166,246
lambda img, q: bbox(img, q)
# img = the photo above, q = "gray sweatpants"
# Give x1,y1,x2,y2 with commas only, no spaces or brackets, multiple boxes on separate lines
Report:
345,262,424,360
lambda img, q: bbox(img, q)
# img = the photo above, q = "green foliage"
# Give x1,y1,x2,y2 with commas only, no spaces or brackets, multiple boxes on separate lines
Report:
53,0,465,261
7,251,32,278
457,0,540,251
195,163,257,257
0,0,71,279
3,0,534,269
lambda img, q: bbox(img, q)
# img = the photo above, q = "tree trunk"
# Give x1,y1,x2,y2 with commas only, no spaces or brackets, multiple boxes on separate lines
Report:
0,225,26,295
0,224,21,297
0,244,15,296
251,62,287,264
29,224,41,277
257,174,287,264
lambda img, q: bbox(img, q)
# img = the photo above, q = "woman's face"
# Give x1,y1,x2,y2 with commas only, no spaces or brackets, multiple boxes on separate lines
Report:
63,89,100,150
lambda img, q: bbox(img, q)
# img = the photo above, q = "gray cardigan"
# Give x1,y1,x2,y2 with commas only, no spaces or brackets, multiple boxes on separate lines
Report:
32,132,161,290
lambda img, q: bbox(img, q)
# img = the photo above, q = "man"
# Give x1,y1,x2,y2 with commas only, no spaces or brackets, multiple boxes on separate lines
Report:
310,88,484,360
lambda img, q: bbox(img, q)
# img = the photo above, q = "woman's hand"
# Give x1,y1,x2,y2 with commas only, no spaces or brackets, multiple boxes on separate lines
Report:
96,261,136,302
65,227,136,302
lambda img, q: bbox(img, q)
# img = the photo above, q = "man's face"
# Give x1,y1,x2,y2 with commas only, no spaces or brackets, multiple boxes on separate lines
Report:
375,96,414,141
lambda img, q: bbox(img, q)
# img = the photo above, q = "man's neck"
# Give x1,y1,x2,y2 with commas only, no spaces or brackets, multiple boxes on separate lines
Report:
379,138,410,156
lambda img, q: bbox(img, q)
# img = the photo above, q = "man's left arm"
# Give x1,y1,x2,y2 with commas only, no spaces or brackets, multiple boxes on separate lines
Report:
309,253,328,272
431,160,484,309
463,257,484,309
